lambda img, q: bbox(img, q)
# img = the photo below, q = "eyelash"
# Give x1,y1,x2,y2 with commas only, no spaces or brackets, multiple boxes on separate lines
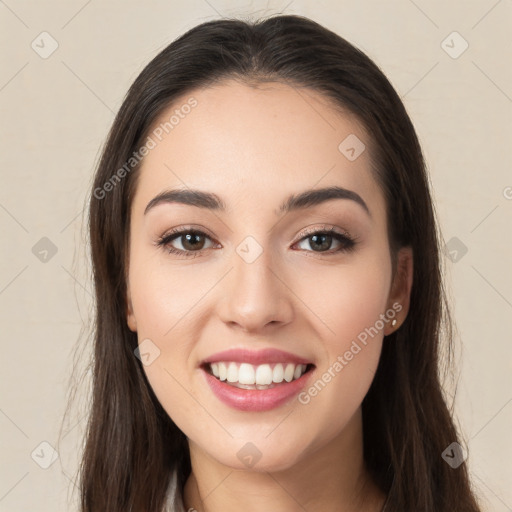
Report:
156,225,358,259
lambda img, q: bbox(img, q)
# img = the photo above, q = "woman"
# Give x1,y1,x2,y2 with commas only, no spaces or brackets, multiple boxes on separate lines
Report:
79,14,482,511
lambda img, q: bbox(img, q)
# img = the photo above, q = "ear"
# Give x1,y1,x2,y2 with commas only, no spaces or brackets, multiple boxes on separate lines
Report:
384,246,413,335
126,280,137,332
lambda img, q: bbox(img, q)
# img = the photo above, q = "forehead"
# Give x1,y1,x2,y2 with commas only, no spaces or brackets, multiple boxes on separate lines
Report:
133,79,384,218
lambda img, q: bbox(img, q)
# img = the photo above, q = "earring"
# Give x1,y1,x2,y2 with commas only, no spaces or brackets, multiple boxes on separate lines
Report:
391,319,397,327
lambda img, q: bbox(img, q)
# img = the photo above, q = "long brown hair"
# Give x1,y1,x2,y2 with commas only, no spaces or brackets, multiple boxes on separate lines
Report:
75,14,482,511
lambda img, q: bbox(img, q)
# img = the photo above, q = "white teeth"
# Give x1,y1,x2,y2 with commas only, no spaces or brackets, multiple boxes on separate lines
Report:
284,363,295,382
272,363,284,383
255,364,273,386
227,362,238,382
208,362,308,385
238,363,255,385
218,362,227,381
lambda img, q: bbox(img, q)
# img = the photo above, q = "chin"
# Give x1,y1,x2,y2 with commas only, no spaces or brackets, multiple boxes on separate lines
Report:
203,437,306,473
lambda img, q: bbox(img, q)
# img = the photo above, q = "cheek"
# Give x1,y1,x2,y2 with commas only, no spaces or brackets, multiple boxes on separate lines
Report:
293,252,392,348
127,250,214,421
130,268,200,433
289,255,390,435
333,270,390,341
128,251,205,339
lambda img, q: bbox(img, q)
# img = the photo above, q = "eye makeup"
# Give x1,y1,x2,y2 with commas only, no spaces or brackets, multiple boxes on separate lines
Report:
155,224,359,259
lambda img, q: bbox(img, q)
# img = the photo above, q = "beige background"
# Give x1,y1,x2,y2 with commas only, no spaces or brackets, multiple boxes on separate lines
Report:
1,1,511,511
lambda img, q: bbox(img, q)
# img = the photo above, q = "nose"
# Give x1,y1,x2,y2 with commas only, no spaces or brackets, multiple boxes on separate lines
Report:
217,243,294,334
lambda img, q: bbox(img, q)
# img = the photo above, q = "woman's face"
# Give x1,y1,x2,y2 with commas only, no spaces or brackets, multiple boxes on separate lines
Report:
126,80,411,471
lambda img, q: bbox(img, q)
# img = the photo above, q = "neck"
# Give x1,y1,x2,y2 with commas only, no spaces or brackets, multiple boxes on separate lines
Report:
183,408,387,512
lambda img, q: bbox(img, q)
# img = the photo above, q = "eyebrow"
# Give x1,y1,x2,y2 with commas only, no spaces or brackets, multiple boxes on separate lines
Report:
144,185,370,217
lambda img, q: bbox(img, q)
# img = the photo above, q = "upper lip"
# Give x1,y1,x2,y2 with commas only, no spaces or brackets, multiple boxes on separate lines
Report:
201,348,314,367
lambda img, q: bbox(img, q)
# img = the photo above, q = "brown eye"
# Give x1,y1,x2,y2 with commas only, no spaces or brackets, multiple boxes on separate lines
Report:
176,232,207,251
157,229,216,257
295,227,356,254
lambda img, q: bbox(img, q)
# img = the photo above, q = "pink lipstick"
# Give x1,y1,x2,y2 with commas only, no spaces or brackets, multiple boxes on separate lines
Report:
200,348,315,412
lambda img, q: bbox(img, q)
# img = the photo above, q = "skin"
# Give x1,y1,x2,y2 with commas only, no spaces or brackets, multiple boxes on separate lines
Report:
126,80,413,512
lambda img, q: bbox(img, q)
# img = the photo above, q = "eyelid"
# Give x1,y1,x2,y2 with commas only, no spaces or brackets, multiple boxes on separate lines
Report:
293,224,352,243
156,223,357,257
155,224,220,253
159,223,350,243
159,224,217,240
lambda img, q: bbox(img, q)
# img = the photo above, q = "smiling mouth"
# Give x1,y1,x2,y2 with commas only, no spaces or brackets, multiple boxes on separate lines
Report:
202,361,315,390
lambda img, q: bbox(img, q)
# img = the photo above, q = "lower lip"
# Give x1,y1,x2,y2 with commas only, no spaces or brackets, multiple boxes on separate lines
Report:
202,368,314,412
